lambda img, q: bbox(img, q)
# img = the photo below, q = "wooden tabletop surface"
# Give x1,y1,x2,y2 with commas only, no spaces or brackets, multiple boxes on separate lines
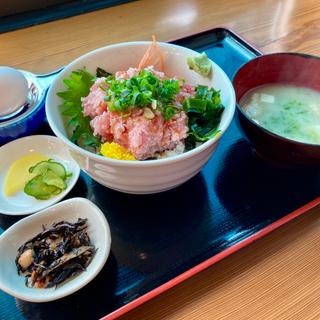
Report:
1,0,320,319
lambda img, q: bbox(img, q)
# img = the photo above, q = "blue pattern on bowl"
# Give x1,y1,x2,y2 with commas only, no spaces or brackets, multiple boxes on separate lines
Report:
0,93,46,146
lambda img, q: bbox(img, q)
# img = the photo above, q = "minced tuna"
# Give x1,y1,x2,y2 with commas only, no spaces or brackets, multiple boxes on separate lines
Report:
82,67,193,160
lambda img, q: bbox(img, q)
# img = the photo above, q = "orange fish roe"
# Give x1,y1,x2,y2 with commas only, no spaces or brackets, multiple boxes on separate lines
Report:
100,142,136,160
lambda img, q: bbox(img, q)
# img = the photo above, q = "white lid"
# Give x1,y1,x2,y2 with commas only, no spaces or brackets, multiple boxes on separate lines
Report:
0,66,29,117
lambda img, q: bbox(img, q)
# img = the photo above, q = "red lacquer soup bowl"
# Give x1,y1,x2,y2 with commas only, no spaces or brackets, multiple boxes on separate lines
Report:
233,52,320,167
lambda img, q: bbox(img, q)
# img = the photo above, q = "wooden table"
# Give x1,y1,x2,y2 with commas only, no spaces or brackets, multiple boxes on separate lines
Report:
1,0,320,319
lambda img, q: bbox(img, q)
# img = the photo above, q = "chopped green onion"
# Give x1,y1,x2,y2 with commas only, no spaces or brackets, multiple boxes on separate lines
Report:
103,70,180,119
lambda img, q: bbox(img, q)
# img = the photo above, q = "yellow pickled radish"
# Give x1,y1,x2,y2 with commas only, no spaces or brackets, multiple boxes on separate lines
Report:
100,142,136,160
4,153,48,196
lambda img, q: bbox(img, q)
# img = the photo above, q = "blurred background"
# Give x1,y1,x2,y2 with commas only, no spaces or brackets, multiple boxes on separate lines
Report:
0,0,133,33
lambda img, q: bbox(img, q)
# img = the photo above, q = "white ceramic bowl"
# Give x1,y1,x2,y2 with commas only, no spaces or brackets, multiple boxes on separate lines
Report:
46,42,235,194
0,198,111,302
0,135,80,215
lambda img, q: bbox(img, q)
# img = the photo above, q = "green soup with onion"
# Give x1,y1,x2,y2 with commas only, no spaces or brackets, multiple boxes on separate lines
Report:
240,84,320,145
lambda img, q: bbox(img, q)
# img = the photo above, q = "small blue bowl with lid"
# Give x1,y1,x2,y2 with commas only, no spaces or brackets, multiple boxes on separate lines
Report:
0,67,60,146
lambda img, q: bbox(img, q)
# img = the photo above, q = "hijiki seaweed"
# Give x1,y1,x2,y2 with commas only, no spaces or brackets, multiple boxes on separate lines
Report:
15,218,96,289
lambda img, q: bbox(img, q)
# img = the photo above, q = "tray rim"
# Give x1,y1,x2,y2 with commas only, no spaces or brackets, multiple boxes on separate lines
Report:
168,26,264,56
99,27,320,320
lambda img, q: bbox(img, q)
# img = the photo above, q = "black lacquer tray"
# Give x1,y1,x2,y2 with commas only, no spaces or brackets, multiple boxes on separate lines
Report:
0,28,319,320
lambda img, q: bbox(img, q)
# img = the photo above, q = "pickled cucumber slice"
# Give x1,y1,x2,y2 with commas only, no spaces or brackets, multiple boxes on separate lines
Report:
24,160,71,200
24,175,61,200
29,160,67,178
42,169,67,190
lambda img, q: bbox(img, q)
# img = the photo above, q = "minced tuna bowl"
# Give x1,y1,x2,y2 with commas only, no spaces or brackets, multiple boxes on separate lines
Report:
58,39,225,161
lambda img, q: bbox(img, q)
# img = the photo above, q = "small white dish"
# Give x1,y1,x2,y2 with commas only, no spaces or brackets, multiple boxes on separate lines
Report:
0,135,80,215
0,197,111,302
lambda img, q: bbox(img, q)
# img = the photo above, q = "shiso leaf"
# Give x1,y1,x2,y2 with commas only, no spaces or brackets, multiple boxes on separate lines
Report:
57,68,101,151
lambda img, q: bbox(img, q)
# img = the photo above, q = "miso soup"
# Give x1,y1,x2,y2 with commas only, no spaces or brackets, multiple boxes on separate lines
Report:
240,84,320,145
